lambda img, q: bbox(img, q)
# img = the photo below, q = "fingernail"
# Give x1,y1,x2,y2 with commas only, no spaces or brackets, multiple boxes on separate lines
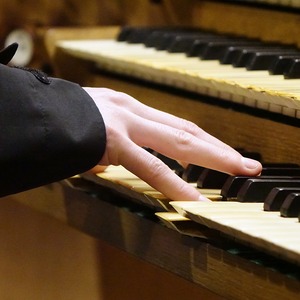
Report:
242,157,260,169
198,195,211,202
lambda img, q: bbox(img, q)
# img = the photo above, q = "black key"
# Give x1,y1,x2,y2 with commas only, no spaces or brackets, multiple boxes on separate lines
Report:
280,193,300,217
123,27,194,45
220,45,274,64
166,35,201,53
143,147,156,155
118,26,180,44
153,29,204,51
239,151,262,161
246,51,300,70
187,37,233,57
144,29,186,49
167,33,217,53
143,30,168,48
237,179,300,202
221,175,280,200
264,187,300,211
221,176,259,199
197,169,229,188
182,164,204,182
126,27,162,44
155,32,186,51
262,163,299,168
233,47,293,68
200,40,263,60
261,168,300,176
175,166,184,177
117,26,135,41
284,58,300,79
268,55,300,75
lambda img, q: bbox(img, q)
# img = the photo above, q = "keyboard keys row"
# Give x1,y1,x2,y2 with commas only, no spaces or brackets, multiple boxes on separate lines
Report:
236,178,300,202
146,147,300,218
117,26,300,78
264,187,300,212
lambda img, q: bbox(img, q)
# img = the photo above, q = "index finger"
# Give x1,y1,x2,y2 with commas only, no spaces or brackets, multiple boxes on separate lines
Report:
118,138,208,201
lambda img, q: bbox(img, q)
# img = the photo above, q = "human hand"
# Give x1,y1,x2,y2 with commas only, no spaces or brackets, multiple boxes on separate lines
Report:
84,87,262,201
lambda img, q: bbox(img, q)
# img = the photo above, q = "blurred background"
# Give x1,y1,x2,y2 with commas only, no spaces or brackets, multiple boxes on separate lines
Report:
0,0,122,71
0,0,184,71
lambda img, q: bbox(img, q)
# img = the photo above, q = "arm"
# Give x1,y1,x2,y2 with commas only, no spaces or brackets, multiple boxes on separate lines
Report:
0,64,106,197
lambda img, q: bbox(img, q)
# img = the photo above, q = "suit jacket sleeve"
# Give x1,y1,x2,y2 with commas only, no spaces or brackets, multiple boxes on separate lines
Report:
0,63,106,197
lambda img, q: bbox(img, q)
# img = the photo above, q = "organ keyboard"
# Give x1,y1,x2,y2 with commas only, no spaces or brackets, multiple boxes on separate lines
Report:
81,157,300,265
56,23,300,260
58,28,300,118
13,1,300,299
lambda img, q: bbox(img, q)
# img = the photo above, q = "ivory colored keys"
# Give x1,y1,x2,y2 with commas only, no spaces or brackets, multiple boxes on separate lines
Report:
80,158,300,263
82,165,223,211
58,27,300,117
171,200,300,265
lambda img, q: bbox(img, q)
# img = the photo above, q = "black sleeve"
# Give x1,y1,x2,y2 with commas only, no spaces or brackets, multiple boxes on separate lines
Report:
0,63,106,197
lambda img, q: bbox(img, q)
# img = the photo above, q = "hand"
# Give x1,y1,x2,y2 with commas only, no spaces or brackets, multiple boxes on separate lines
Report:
84,87,262,201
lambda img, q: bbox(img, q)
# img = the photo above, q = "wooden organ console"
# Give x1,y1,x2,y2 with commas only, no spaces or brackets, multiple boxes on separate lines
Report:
8,0,300,299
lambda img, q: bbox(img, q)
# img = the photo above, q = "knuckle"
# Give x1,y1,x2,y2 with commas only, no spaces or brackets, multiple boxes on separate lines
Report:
147,156,170,179
109,91,138,112
110,91,127,106
100,89,128,107
175,129,193,147
174,180,189,197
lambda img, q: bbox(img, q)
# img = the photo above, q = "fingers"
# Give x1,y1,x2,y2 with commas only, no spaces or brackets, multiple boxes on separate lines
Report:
129,117,262,176
88,88,262,203
118,139,209,201
122,93,236,151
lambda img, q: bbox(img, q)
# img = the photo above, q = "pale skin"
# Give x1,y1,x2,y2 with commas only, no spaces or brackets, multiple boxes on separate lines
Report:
84,87,262,202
